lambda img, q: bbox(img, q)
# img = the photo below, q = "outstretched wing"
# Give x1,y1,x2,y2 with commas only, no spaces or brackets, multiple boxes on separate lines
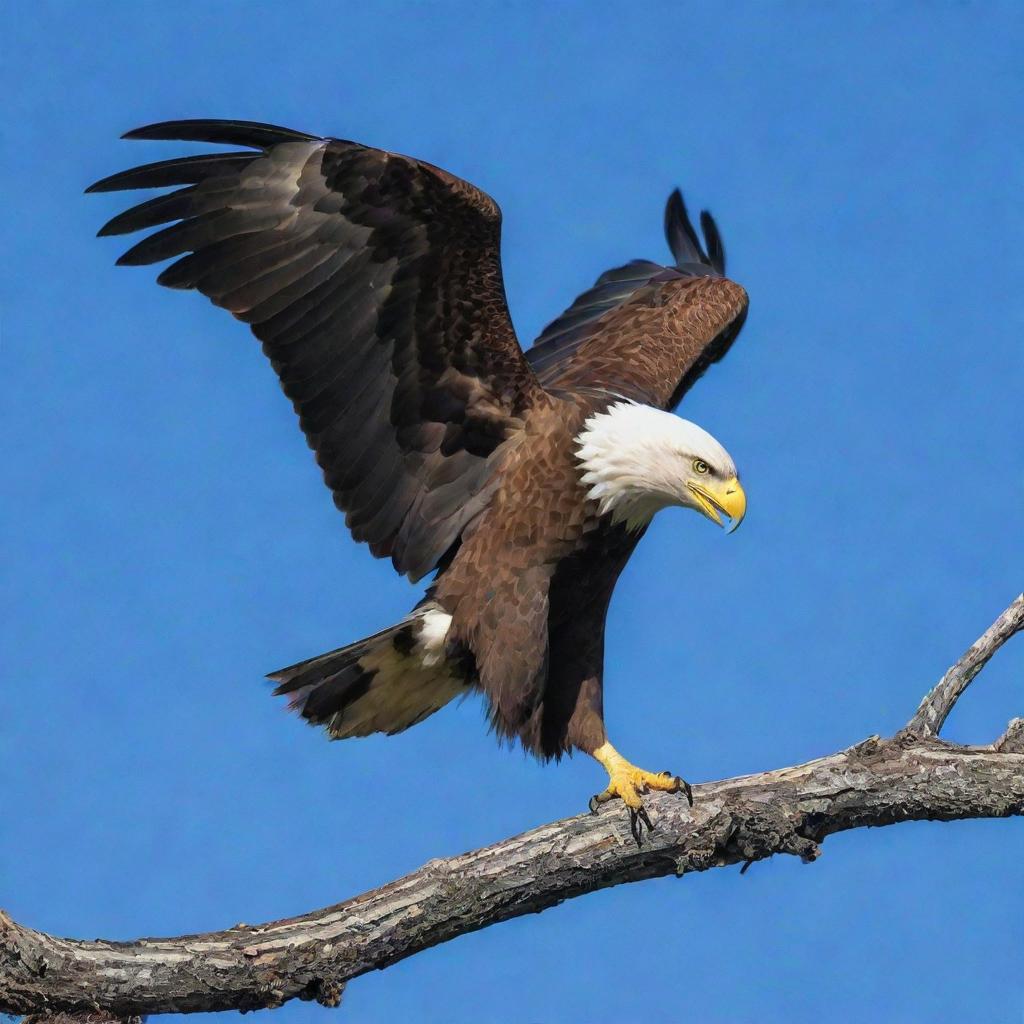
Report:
526,189,748,410
89,120,544,581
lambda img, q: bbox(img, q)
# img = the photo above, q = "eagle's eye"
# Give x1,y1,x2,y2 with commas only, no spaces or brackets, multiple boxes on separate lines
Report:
693,459,710,475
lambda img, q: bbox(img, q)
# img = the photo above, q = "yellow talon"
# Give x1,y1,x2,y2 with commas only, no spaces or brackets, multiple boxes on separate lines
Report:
589,741,693,845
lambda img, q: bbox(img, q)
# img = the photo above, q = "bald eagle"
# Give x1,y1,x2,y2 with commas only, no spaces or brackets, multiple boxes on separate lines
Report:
89,120,749,844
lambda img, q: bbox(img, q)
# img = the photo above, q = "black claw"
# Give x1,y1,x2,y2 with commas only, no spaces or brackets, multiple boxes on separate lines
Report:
661,772,694,805
628,804,654,847
629,809,642,846
588,794,600,815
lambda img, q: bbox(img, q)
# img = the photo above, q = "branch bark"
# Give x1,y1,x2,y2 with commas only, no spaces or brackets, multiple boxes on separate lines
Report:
902,594,1024,738
3,595,1022,1019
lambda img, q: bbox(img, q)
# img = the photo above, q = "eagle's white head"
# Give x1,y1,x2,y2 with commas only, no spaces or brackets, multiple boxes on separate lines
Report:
574,401,746,533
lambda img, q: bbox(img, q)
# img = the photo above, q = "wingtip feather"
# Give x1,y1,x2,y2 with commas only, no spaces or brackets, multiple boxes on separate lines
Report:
700,209,726,275
85,172,127,194
664,187,707,268
663,188,685,238
120,119,320,147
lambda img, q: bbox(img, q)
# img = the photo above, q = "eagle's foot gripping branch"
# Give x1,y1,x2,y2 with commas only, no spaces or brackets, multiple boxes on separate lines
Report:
589,741,693,846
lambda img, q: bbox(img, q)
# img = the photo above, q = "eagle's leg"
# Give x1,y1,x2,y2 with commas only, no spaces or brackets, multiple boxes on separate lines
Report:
589,741,693,845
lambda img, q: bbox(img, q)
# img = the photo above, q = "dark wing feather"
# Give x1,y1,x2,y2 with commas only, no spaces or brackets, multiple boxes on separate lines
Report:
89,119,544,581
527,188,747,409
526,260,666,384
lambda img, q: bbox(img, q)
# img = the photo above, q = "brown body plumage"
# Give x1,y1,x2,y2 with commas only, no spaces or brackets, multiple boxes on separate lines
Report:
89,120,749,836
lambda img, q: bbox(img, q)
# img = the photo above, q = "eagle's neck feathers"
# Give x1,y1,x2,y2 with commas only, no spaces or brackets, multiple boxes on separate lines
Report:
574,401,735,531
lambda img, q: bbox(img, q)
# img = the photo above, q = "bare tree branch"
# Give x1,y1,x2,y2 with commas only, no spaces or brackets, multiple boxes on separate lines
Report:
2,596,1021,1020
902,593,1024,738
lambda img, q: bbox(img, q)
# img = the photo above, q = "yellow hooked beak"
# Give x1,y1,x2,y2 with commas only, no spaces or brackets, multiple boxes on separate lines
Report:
687,475,747,533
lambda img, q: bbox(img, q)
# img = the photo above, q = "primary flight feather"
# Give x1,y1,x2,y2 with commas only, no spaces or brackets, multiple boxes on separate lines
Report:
89,119,750,844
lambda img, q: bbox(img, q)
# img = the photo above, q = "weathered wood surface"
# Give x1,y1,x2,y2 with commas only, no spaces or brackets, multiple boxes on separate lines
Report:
2,595,1021,1019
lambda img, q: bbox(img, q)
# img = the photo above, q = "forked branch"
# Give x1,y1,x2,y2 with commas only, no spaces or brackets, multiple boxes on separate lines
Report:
2,596,1021,1019
902,594,1023,738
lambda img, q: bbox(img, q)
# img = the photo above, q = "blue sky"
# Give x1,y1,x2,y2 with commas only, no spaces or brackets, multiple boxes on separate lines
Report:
3,3,1022,1022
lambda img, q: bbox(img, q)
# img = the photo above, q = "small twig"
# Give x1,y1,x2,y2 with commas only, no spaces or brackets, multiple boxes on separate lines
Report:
902,594,1024,738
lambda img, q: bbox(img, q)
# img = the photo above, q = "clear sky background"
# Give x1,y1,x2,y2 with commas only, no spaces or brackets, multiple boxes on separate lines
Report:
3,3,1022,1022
